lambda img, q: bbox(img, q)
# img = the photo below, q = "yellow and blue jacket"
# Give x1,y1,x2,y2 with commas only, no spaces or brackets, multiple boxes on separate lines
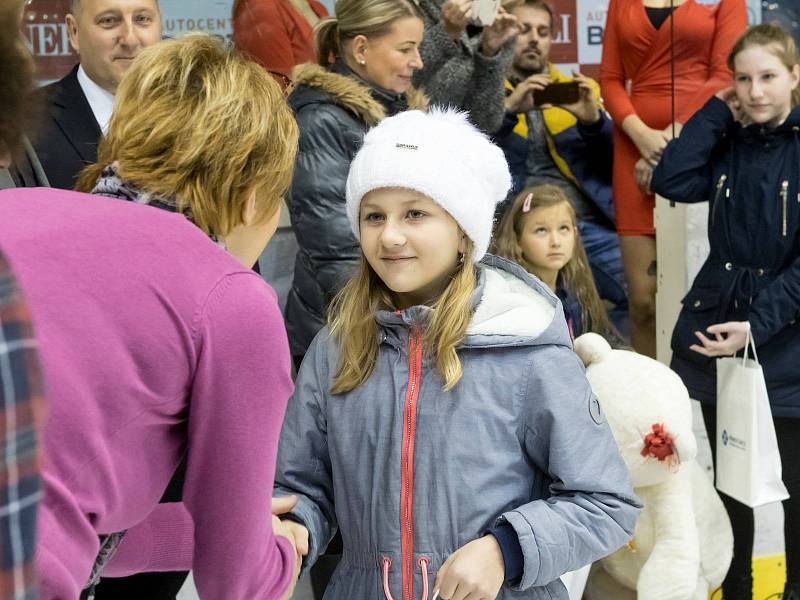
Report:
494,64,615,222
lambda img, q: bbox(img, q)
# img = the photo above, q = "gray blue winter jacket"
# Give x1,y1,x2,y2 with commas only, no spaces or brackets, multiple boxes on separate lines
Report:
275,255,640,599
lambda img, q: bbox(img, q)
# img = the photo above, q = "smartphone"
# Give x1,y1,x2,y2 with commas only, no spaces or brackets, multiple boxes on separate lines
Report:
471,0,501,27
534,81,581,107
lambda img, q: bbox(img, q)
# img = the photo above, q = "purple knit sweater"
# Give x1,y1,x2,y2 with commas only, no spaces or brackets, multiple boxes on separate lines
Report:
0,188,295,599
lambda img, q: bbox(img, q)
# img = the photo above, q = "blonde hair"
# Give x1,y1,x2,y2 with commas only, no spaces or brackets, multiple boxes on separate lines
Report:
493,184,612,336
76,34,298,237
728,23,800,108
328,245,477,394
314,0,421,66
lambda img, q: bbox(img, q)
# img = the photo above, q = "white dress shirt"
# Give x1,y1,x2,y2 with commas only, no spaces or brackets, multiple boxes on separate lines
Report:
77,65,115,135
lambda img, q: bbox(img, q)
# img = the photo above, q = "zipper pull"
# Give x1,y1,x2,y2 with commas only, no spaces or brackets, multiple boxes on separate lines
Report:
781,180,789,237
725,188,730,198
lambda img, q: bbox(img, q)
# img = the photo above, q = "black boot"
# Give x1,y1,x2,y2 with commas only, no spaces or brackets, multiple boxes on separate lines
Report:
784,582,800,600
721,574,753,600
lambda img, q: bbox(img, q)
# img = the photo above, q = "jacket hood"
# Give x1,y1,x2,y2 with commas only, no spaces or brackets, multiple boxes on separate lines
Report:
289,62,428,126
376,254,568,350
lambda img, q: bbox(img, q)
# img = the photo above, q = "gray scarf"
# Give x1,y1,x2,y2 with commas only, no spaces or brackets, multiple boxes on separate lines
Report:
91,162,226,248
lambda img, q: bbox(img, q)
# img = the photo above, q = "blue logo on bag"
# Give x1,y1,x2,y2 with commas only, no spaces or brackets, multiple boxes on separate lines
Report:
722,430,729,446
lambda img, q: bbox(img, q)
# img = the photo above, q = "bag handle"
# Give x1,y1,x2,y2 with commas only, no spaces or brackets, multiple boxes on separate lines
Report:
741,322,759,366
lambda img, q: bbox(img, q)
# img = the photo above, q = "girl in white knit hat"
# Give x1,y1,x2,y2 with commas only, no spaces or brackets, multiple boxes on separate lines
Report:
273,108,641,600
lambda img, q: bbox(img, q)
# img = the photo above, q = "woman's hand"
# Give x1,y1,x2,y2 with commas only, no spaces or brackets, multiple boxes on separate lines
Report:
634,126,669,166
635,158,653,195
271,495,309,599
273,515,309,600
690,321,750,357
663,121,683,139
480,8,519,57
432,535,505,600
715,86,743,122
622,115,668,166
441,0,473,40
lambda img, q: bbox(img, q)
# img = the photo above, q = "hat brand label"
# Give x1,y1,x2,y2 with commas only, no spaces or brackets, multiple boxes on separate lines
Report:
395,143,418,150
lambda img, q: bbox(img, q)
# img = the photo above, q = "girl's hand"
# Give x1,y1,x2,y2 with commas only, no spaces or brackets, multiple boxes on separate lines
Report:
690,321,750,357
480,8,519,57
271,494,298,515
716,86,743,121
432,535,505,600
635,158,653,195
441,0,473,40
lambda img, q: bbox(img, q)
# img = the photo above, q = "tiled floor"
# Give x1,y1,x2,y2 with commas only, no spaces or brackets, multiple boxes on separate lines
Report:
177,401,785,600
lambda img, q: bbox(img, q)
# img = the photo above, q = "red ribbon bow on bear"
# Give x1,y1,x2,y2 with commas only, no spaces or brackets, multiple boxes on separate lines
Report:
640,423,675,461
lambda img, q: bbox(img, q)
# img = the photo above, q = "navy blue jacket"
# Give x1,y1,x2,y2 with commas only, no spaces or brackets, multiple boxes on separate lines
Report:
652,97,800,417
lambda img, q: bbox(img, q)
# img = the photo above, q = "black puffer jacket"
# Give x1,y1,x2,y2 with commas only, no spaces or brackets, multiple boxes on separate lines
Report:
284,62,428,357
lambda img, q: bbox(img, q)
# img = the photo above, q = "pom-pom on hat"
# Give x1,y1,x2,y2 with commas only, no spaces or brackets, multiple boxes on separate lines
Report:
345,108,511,261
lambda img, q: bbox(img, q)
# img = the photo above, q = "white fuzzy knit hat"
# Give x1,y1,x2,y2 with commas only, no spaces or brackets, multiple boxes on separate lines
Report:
345,108,512,261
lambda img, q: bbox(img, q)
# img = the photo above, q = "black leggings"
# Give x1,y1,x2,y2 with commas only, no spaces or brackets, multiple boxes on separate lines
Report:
702,404,800,591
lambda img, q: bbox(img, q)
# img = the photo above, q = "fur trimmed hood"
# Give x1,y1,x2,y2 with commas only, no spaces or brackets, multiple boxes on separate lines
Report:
290,62,428,126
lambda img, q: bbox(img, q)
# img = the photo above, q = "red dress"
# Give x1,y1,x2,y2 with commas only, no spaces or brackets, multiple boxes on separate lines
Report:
233,0,328,90
599,0,746,236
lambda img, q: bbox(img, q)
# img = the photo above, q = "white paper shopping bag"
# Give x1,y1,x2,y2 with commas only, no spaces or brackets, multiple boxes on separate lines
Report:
715,328,789,507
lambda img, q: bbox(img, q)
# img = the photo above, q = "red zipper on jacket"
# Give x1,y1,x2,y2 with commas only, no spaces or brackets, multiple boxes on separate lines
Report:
401,326,423,600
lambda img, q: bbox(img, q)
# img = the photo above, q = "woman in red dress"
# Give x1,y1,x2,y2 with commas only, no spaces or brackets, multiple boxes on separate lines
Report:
600,0,746,356
233,0,329,90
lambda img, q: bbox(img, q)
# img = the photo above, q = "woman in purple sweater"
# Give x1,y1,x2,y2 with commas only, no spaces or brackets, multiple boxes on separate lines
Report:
0,35,303,599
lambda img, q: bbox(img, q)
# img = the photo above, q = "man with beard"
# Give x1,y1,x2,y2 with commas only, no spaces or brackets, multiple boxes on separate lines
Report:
494,0,628,336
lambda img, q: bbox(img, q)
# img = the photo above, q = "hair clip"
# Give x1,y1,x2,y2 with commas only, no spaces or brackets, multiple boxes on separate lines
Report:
522,193,533,213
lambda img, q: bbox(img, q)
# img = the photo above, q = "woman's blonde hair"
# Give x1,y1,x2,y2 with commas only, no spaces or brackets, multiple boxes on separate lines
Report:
314,0,421,66
328,243,477,395
493,184,612,336
76,34,298,237
728,23,800,108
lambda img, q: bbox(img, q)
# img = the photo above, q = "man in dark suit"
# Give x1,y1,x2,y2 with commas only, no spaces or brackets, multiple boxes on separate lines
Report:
30,0,161,190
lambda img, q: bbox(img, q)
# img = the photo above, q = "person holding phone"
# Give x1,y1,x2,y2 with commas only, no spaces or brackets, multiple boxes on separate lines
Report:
599,0,746,357
493,0,629,339
412,0,519,134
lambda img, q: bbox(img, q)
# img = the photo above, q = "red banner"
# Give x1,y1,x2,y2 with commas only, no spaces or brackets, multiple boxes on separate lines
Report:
23,0,78,83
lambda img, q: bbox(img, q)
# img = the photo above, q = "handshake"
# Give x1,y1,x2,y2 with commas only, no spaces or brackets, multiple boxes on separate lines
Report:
268,495,507,600
271,495,310,600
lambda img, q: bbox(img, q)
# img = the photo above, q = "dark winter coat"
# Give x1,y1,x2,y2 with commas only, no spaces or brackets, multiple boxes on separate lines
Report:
284,63,428,357
652,96,800,417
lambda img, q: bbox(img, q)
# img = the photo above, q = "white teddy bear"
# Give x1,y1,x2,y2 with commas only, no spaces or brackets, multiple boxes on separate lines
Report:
574,333,733,600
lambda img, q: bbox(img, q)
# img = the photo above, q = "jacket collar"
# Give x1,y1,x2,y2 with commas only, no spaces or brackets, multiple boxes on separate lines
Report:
736,105,800,141
290,62,428,126
374,255,567,350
